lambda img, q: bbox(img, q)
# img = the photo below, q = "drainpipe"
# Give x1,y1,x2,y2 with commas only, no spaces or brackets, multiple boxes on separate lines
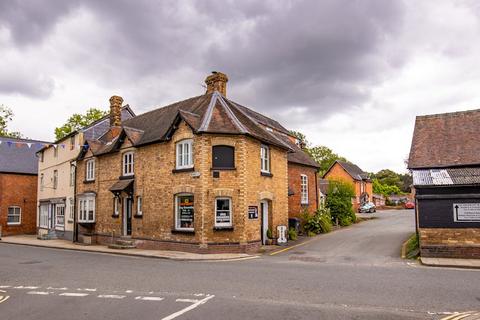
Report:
72,161,78,243
314,170,319,210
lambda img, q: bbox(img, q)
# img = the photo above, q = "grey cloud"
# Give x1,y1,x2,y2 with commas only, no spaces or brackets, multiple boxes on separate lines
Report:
0,70,54,98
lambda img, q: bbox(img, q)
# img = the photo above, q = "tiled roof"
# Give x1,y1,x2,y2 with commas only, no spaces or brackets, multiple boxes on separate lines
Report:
0,137,49,174
408,109,480,169
412,167,480,186
272,133,319,168
325,160,370,181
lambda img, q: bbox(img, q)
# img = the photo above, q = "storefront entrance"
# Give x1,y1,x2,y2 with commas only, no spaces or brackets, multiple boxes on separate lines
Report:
260,200,269,245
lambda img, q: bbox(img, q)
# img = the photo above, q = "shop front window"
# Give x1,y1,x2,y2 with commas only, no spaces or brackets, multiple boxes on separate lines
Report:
175,194,194,230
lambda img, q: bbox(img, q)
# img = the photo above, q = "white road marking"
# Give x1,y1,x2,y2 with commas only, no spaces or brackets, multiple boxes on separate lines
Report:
59,293,89,297
125,290,133,293
98,295,126,299
77,288,97,292
134,296,164,301
47,287,67,291
0,286,11,289
176,299,199,303
0,290,5,293
13,286,39,289
161,295,214,320
0,296,10,304
27,291,51,295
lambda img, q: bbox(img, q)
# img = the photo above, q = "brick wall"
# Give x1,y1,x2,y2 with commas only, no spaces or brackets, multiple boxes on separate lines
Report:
76,121,289,252
0,173,38,236
419,228,480,259
288,163,318,218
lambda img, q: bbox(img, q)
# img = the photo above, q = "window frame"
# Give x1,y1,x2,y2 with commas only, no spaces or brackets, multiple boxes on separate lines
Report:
78,195,95,223
7,206,21,225
55,204,65,229
301,174,309,205
39,204,49,228
53,170,58,189
68,197,74,222
175,139,194,170
212,145,235,169
174,194,194,231
214,197,232,228
122,151,135,176
137,196,143,216
260,144,270,173
86,159,95,181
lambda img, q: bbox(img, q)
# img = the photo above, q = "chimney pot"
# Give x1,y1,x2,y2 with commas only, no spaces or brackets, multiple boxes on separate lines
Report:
205,71,228,96
109,95,123,127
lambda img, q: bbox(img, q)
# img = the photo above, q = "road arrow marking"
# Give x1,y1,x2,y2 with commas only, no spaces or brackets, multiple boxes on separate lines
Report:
161,295,214,320
0,296,10,304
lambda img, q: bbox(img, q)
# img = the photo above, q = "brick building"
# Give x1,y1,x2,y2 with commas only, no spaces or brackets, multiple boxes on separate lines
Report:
409,109,480,259
0,137,47,236
322,160,372,211
74,72,317,253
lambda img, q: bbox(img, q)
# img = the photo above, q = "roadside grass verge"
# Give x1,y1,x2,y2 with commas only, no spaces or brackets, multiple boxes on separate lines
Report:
401,233,419,259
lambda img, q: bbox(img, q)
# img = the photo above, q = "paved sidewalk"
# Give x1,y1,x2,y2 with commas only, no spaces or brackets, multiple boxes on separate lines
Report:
421,257,480,269
0,235,256,261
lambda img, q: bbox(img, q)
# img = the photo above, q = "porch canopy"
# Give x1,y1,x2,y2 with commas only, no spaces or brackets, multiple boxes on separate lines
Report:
109,179,134,194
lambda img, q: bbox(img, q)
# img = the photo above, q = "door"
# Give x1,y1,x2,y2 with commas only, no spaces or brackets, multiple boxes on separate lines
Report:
49,204,56,230
123,197,132,236
260,201,269,245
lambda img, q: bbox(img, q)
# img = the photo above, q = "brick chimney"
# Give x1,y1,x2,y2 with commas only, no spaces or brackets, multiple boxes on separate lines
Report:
205,71,228,96
109,95,123,127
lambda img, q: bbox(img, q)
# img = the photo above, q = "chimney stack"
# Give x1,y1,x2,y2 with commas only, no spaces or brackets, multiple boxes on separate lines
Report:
109,95,123,127
205,71,228,96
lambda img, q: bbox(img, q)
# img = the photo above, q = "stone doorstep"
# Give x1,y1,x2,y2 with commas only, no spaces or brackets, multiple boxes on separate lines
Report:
0,235,256,261
420,257,480,269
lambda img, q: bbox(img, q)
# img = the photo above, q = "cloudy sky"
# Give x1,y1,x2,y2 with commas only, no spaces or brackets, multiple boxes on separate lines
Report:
1,0,479,173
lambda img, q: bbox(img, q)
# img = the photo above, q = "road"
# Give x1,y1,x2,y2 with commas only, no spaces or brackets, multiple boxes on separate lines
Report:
0,210,479,320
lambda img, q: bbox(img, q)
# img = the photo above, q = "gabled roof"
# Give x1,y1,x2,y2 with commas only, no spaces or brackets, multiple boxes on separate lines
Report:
323,160,370,181
408,109,480,169
412,167,480,186
118,91,293,151
271,132,319,168
0,136,50,174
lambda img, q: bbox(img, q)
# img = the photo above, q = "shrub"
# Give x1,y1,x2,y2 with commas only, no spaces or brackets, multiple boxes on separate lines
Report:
325,179,355,226
288,228,298,241
266,228,273,239
302,207,332,234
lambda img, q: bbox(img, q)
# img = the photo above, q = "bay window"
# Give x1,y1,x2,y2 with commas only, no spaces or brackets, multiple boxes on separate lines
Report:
39,204,49,228
78,195,95,223
176,139,193,169
215,198,232,227
175,194,194,230
7,206,21,225
123,152,134,176
260,145,270,173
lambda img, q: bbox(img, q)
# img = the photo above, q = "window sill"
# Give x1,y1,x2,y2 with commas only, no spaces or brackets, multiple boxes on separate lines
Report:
83,180,95,184
67,219,74,223
6,223,21,226
133,214,143,219
172,167,195,174
119,175,135,180
261,172,273,177
213,226,234,231
171,229,195,235
78,221,96,225
211,167,236,171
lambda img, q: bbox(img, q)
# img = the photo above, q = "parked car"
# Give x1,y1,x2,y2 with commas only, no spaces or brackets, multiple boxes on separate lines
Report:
358,202,376,213
404,201,415,209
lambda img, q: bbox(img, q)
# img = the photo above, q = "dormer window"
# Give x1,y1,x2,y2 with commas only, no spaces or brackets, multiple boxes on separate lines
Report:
123,152,134,176
260,145,270,173
176,139,193,170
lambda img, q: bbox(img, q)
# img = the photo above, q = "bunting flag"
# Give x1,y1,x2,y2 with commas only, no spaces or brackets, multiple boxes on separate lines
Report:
0,140,88,150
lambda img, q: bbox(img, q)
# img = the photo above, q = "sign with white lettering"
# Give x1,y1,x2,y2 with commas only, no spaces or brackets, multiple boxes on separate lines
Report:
453,203,480,222
248,206,258,219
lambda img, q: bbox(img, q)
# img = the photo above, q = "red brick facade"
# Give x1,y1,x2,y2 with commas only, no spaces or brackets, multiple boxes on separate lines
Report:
288,163,318,218
0,173,38,236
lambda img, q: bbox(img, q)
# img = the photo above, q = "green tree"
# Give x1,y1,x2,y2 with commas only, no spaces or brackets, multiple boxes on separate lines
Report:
372,178,404,197
55,108,108,140
289,130,310,148
308,146,348,176
325,179,356,226
0,105,22,138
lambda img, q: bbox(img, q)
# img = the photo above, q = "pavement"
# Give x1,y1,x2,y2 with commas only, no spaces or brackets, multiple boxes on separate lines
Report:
0,235,254,261
421,257,480,269
0,209,478,320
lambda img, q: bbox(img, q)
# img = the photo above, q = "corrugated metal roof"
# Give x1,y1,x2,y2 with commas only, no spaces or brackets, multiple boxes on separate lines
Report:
412,167,480,186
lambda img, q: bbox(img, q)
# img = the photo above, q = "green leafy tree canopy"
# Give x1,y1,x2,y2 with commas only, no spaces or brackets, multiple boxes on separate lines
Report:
325,179,356,226
0,105,22,138
308,146,348,176
55,108,108,140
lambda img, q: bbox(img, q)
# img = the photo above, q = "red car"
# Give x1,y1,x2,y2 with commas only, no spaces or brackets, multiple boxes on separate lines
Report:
405,201,415,209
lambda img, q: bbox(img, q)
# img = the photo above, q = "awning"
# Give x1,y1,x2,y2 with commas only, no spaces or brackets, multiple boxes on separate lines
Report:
109,179,134,193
